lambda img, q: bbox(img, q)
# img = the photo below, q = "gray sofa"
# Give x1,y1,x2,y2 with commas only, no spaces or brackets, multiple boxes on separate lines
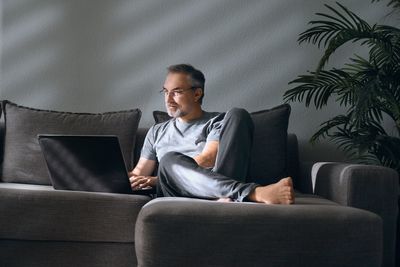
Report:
0,101,398,267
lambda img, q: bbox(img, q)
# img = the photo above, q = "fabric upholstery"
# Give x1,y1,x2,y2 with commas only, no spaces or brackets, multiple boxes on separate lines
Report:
248,104,290,185
0,100,395,267
0,100,141,185
312,162,399,267
135,197,382,267
0,240,137,267
0,184,150,242
152,110,171,123
152,104,291,186
297,161,315,194
293,192,339,205
0,101,4,168
287,134,300,185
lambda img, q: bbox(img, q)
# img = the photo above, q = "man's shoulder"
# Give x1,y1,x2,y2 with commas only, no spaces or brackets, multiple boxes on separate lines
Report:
202,111,225,125
149,118,175,134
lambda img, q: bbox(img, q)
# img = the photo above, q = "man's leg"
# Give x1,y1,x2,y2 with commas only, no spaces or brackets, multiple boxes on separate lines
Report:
213,108,254,181
157,151,257,202
212,108,294,204
156,108,295,204
157,108,256,201
157,151,294,204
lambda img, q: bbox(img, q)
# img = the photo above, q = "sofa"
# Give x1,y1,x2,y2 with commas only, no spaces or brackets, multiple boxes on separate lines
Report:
0,100,398,267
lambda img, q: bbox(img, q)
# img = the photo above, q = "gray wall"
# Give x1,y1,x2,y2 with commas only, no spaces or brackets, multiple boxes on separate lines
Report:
0,0,394,162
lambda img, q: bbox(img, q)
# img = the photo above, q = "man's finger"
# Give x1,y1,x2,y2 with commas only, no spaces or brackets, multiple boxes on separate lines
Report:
130,175,144,182
131,177,148,187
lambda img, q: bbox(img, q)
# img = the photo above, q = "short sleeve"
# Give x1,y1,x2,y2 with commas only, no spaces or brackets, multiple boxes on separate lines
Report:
206,113,224,142
140,126,158,161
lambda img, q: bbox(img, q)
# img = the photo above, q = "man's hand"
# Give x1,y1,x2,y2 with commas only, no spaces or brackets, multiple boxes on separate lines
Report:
129,173,158,190
129,157,157,190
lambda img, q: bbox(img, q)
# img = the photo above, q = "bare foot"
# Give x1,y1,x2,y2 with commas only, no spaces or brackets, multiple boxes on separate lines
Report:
216,197,233,202
248,177,294,204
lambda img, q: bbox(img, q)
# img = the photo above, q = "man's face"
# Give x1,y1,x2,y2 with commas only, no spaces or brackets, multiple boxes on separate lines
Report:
163,72,200,118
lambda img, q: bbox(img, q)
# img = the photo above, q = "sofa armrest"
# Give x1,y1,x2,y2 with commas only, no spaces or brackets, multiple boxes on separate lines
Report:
312,162,399,267
135,197,382,267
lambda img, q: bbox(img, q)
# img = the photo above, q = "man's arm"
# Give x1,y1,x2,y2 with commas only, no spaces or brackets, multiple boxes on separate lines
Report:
129,157,158,189
193,140,219,168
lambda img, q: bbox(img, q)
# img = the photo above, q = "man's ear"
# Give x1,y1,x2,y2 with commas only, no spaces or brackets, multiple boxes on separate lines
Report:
194,88,203,102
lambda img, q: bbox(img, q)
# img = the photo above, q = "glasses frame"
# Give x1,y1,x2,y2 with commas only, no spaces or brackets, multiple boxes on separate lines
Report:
159,87,197,97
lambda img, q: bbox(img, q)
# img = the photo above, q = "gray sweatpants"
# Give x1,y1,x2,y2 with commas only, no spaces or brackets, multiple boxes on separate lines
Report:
157,108,259,202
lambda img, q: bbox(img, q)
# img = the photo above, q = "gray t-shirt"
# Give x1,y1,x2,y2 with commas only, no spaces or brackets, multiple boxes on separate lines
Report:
141,111,224,162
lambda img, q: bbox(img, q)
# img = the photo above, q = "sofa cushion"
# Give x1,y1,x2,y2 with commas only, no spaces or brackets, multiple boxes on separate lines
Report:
0,183,150,242
0,100,141,185
0,101,4,168
153,110,172,124
247,104,290,185
152,104,291,185
135,197,382,267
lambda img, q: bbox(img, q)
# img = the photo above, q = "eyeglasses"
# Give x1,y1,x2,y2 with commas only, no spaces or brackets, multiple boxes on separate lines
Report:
159,87,195,97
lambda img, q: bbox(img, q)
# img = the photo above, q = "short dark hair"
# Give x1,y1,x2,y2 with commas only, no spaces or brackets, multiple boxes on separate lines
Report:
167,64,205,104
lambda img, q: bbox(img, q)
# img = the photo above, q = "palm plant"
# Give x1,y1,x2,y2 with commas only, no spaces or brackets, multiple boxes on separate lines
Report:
284,0,400,173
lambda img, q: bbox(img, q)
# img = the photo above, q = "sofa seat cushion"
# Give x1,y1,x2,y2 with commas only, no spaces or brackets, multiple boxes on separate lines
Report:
135,198,382,266
0,100,142,185
135,197,382,267
0,183,151,243
294,192,339,205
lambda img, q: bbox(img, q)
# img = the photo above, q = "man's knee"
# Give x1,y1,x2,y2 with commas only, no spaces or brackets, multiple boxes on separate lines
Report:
159,151,184,169
225,107,253,128
227,107,248,117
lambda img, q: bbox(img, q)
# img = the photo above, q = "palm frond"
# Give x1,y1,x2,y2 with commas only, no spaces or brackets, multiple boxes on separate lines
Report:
323,119,400,169
284,1,400,173
310,115,350,143
284,69,358,109
367,25,400,66
298,2,399,72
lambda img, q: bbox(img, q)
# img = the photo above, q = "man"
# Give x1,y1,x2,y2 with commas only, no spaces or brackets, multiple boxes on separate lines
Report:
129,64,294,204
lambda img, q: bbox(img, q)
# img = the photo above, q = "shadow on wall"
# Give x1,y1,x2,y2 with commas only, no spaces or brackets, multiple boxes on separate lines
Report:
2,0,317,114
0,0,390,162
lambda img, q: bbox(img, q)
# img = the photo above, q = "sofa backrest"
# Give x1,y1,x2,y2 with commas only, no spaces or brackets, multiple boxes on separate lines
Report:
0,101,302,190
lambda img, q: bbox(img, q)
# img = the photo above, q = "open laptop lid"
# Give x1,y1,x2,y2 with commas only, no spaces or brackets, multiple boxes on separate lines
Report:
38,134,148,194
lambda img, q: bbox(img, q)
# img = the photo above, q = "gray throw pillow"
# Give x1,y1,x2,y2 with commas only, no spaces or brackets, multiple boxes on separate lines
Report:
152,104,291,186
0,101,3,167
1,100,142,185
247,104,290,185
153,110,172,124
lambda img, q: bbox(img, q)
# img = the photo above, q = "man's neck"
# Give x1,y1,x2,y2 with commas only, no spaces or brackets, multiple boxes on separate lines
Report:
178,107,204,123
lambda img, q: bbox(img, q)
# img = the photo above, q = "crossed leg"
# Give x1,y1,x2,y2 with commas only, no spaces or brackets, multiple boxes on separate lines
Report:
157,108,295,204
213,108,294,204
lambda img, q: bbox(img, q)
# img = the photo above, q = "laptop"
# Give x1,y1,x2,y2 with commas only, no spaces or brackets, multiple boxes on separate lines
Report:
38,134,153,195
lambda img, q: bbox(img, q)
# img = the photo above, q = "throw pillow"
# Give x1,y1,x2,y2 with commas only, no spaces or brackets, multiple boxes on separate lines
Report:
152,104,291,186
1,100,142,185
0,101,4,167
153,110,172,124
247,104,290,185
